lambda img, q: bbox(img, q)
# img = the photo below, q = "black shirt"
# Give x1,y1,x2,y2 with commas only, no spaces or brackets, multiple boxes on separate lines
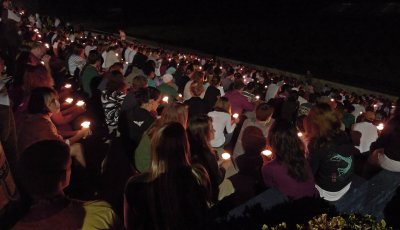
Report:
308,133,359,192
184,97,211,119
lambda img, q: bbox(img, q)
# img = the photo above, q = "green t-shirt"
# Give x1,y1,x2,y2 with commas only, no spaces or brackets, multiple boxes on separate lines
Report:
81,65,99,97
158,83,178,99
134,134,151,173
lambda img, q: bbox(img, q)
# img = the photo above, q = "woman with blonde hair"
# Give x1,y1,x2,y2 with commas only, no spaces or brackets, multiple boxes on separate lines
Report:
304,103,358,202
208,97,237,148
124,122,210,230
134,102,188,172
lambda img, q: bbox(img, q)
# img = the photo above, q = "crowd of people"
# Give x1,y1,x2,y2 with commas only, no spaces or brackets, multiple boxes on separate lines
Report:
1,0,400,229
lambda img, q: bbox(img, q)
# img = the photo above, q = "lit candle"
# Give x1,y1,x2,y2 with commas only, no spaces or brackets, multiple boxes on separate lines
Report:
360,112,363,115
94,36,97,39
178,94,183,98
233,113,239,119
199,66,202,70
297,132,303,137
125,61,129,65
262,150,272,157
81,121,91,128
38,34,42,38
76,100,85,107
44,43,50,49
221,152,231,160
330,99,335,102
162,96,169,103
264,85,268,89
219,66,223,70
40,61,45,65
255,95,260,101
377,123,384,131
115,53,119,57
65,98,73,104
64,83,72,89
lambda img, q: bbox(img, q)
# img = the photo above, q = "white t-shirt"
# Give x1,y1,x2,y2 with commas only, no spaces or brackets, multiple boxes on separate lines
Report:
352,122,378,153
352,104,366,120
265,83,280,102
208,111,236,148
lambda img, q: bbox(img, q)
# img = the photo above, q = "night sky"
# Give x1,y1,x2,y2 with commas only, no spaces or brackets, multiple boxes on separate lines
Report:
20,0,400,95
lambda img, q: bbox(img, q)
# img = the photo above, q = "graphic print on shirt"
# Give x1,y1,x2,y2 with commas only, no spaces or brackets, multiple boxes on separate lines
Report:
330,153,352,177
133,121,144,127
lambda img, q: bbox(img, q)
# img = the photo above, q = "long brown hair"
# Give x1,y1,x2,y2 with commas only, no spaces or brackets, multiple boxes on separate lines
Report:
268,120,308,182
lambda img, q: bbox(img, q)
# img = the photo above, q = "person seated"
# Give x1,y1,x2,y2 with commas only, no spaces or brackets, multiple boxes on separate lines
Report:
224,79,254,116
124,122,210,230
187,115,225,202
135,102,188,172
208,97,237,148
17,87,89,167
184,81,211,118
13,140,122,230
233,103,274,158
305,103,359,202
262,120,319,200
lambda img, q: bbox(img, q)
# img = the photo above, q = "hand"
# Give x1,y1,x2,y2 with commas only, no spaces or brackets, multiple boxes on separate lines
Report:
79,128,91,139
41,54,51,66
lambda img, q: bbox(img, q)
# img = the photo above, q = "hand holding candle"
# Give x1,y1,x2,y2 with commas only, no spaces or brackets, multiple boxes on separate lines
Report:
221,152,231,160
65,98,73,104
162,96,169,103
232,113,239,119
81,121,91,129
76,100,85,107
377,123,384,131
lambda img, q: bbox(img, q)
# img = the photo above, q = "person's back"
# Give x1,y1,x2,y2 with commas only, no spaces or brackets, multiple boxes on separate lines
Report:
14,140,122,230
124,167,209,230
13,199,121,230
352,121,378,153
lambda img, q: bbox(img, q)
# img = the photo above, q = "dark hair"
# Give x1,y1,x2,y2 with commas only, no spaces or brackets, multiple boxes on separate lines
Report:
242,126,266,155
187,115,214,161
255,103,274,121
233,79,245,90
210,75,221,87
105,70,126,94
268,120,308,182
27,87,57,114
87,50,102,65
143,62,155,76
134,87,160,106
18,140,70,198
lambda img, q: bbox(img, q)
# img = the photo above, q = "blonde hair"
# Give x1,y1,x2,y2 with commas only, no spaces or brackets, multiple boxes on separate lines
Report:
146,102,188,139
190,81,204,97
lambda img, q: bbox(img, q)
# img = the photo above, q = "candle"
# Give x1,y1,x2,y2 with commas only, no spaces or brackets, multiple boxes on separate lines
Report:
255,95,260,100
233,113,239,119
38,34,42,38
76,100,85,107
162,96,169,103
65,98,73,104
115,53,119,57
178,94,183,98
125,61,129,65
40,61,45,65
330,99,335,102
377,123,384,131
297,132,303,137
262,150,272,157
81,121,91,128
221,152,231,160
264,85,268,89
44,43,50,49
64,83,72,89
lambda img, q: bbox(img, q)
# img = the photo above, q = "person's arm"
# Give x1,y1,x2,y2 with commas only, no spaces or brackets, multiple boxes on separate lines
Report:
225,113,236,133
66,128,89,145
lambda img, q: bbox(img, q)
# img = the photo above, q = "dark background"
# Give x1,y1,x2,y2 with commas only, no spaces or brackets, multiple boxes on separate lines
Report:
19,0,400,95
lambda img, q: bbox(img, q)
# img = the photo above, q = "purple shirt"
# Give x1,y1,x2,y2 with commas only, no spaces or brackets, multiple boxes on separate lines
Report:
262,159,319,200
224,90,254,115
